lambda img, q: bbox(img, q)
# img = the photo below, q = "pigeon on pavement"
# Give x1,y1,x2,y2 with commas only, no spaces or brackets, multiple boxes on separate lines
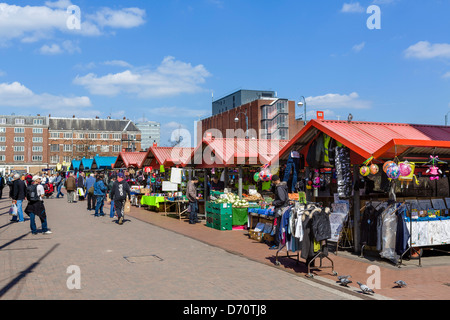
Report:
357,282,375,294
394,280,407,288
337,275,351,282
340,278,352,287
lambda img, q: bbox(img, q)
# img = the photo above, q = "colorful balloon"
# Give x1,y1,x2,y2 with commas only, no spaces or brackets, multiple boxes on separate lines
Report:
386,163,400,179
369,164,379,175
360,166,370,176
253,172,260,182
399,162,412,177
383,161,395,173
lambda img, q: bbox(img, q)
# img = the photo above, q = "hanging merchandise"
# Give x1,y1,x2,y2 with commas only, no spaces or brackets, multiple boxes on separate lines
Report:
426,155,444,180
370,164,379,175
383,161,395,173
335,146,352,198
359,166,370,176
386,163,400,180
253,172,260,182
398,161,419,189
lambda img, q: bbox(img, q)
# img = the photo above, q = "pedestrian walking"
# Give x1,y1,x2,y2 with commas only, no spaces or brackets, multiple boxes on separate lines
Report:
0,173,5,199
64,172,76,203
11,173,26,223
25,176,52,235
85,173,96,211
77,172,85,201
55,172,65,198
93,174,107,217
107,175,116,218
110,172,131,225
186,176,199,224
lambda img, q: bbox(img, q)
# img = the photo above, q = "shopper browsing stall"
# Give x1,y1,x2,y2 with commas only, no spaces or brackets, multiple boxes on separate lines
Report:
270,175,289,250
186,176,199,224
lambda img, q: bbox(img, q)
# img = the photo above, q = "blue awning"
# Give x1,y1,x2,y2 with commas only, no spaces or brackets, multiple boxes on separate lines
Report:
71,160,81,170
93,156,116,169
81,158,94,170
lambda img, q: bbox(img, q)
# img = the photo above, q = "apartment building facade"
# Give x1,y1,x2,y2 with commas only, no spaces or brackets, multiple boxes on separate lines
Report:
48,117,142,166
0,115,49,174
198,91,304,143
135,121,161,150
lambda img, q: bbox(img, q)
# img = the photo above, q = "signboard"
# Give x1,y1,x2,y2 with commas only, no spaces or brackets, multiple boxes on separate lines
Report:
162,181,178,192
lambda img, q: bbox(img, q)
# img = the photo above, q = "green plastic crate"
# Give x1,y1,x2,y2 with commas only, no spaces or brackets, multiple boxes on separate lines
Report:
213,220,232,231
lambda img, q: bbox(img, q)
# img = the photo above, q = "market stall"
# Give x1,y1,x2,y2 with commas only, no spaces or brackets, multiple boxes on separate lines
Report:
277,118,450,265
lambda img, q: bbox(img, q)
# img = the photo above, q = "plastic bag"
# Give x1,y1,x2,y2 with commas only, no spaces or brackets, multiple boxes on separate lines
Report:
379,206,400,263
9,204,18,216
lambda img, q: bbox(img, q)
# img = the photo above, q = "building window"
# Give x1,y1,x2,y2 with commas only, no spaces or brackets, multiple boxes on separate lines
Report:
77,145,85,152
14,137,25,143
0,146,6,151
33,128,43,134
50,144,60,152
88,133,97,139
101,145,109,153
78,133,85,139
14,127,25,134
63,156,71,163
0,128,5,133
0,118,5,124
113,145,121,153
15,119,25,125
33,119,44,125
50,132,60,138
14,146,25,152
32,155,43,162
14,155,24,161
32,137,43,143
101,133,109,139
63,132,73,139
63,144,72,152
0,155,5,161
32,146,43,152
0,137,6,142
51,155,59,164
112,134,121,140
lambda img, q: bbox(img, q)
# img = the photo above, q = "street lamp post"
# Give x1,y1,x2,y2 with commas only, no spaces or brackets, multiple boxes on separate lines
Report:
234,110,249,139
446,111,450,126
297,96,307,125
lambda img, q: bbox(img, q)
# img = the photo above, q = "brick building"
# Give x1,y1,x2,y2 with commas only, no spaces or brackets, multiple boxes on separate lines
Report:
0,115,49,174
198,92,304,143
48,116,142,166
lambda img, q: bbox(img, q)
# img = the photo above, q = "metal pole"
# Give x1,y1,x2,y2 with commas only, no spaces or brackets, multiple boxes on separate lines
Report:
353,165,361,254
238,166,243,199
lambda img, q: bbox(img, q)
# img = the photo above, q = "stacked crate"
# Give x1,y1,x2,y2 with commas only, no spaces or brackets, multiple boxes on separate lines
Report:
206,202,232,231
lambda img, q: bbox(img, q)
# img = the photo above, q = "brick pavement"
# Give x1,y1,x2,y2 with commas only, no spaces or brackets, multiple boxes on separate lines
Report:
123,202,450,300
0,196,368,301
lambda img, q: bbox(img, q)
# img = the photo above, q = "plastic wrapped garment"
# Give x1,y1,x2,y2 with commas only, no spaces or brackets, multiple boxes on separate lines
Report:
379,205,400,263
335,146,352,198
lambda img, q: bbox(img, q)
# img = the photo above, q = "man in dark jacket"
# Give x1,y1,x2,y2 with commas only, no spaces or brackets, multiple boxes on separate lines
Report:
11,173,26,222
270,175,289,249
186,176,199,224
110,172,131,225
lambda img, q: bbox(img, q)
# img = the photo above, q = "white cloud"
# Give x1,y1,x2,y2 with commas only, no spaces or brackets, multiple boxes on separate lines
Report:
0,2,146,45
404,41,450,60
0,81,94,116
73,56,211,98
102,60,133,68
305,92,372,109
352,42,365,53
341,2,365,13
443,72,450,79
39,40,81,55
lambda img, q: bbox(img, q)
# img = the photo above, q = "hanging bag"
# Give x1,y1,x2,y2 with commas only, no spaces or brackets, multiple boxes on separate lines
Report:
9,203,18,216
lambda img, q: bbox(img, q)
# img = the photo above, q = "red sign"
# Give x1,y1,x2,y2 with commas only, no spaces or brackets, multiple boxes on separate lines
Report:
144,166,152,173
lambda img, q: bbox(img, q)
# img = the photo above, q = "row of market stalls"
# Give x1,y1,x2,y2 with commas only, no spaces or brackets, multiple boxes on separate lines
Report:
61,119,450,264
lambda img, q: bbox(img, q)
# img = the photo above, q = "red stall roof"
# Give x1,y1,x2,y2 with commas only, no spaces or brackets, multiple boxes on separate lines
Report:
189,138,289,168
279,119,450,163
151,146,193,167
113,152,147,169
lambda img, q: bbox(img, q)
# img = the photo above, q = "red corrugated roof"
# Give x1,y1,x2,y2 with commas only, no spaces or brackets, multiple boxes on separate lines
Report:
190,138,289,168
280,119,450,162
113,152,147,169
150,147,193,167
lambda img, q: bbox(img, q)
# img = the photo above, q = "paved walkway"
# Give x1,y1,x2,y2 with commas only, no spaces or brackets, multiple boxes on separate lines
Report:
0,197,363,300
124,202,450,300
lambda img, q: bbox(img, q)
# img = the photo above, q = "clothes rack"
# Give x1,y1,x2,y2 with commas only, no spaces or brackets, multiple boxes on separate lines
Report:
273,202,338,279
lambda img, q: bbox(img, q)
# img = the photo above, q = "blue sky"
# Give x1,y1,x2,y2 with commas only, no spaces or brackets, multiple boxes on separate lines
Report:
0,0,449,146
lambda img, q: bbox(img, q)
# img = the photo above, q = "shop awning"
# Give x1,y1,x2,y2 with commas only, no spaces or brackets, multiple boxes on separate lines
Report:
80,158,94,170
190,138,289,168
142,147,193,168
279,119,450,163
92,156,116,169
113,152,147,169
71,160,81,170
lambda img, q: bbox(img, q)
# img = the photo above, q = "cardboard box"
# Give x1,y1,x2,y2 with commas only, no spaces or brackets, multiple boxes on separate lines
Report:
248,229,263,242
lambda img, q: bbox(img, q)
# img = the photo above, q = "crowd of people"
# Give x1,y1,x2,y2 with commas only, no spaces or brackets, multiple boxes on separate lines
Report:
1,169,135,234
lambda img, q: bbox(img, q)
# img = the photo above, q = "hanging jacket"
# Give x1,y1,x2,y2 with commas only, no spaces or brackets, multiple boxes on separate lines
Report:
273,181,289,210
323,134,331,165
315,134,325,167
306,139,318,168
312,207,332,242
